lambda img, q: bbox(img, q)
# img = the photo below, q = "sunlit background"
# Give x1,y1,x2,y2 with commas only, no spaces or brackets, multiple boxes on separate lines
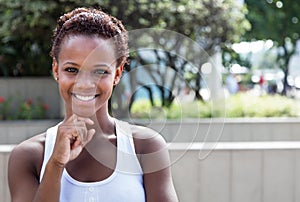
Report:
1,0,299,120
1,1,300,201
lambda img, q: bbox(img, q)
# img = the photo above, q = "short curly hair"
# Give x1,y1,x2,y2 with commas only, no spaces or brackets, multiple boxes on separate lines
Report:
50,7,128,67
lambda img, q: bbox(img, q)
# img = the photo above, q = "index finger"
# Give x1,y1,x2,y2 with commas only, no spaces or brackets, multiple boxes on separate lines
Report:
74,115,94,126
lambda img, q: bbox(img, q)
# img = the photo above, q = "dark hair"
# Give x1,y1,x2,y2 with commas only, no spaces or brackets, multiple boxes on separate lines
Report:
50,7,128,67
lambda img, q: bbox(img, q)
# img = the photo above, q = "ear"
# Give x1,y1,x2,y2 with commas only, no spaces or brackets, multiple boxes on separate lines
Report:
52,58,59,82
113,64,124,86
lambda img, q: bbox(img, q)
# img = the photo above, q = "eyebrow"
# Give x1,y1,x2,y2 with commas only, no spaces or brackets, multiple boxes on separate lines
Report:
93,63,113,69
62,61,79,67
62,62,113,69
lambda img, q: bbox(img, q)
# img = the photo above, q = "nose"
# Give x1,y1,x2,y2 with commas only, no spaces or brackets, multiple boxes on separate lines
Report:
74,70,96,90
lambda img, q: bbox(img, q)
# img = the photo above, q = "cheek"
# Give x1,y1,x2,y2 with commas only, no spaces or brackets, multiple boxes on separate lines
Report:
97,76,114,87
58,78,73,95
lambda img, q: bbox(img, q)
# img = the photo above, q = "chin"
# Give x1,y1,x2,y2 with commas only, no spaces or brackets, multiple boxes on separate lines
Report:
72,108,97,118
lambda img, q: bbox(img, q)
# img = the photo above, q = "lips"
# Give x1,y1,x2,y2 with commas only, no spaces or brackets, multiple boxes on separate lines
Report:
72,93,99,102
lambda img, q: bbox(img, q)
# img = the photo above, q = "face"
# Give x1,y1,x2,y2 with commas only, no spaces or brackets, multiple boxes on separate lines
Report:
53,35,123,118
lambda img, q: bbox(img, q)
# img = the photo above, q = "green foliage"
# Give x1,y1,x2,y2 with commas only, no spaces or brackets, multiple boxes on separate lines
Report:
244,0,300,94
130,98,219,119
167,101,214,119
0,0,251,118
130,93,300,119
0,95,49,120
245,0,300,44
225,93,299,118
0,96,13,120
0,0,98,76
0,0,250,76
222,45,252,70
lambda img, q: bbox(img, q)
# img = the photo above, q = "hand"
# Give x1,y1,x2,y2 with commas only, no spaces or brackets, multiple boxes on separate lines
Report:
51,114,95,166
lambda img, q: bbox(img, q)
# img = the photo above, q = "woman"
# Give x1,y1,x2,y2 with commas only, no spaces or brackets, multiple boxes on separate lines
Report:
8,7,178,202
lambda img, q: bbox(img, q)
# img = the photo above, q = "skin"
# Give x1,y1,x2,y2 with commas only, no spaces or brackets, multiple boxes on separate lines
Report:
8,35,178,202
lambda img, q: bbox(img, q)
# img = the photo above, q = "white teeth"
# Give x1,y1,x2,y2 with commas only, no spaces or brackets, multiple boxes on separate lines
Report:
73,94,96,101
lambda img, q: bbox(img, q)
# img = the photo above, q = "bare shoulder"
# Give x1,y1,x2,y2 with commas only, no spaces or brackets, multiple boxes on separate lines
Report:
11,133,45,158
129,124,167,154
9,133,46,174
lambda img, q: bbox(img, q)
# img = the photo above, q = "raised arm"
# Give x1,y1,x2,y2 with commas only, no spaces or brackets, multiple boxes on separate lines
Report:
8,115,95,202
8,137,68,202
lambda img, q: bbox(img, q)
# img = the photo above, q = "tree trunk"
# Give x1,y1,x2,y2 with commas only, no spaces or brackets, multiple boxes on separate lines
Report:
280,44,292,96
194,73,204,100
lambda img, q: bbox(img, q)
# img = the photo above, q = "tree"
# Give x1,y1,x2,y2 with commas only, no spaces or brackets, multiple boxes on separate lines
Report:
108,0,250,109
244,0,300,95
0,0,99,76
0,0,250,117
0,0,249,73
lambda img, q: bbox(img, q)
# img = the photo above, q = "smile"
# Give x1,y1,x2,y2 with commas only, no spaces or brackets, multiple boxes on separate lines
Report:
72,93,99,102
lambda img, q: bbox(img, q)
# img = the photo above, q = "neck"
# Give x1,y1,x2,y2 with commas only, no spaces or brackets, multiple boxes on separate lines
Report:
63,110,115,136
92,113,115,135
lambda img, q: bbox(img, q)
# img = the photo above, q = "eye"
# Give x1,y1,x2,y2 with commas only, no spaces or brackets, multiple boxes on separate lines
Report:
93,69,108,75
64,67,78,73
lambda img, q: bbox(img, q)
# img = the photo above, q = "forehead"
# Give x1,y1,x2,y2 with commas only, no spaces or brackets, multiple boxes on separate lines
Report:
59,35,117,66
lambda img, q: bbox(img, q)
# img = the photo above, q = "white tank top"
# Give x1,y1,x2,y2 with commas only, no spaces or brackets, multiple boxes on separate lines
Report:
40,119,146,202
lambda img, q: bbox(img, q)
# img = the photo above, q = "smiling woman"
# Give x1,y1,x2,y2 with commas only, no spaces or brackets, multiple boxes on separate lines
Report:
53,35,121,118
8,7,178,202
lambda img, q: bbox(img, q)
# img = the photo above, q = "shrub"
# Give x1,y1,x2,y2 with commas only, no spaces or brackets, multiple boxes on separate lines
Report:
0,96,49,120
225,93,299,118
130,93,300,119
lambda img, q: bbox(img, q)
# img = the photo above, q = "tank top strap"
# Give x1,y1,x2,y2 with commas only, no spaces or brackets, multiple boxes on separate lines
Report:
40,123,60,182
114,119,135,152
114,119,143,175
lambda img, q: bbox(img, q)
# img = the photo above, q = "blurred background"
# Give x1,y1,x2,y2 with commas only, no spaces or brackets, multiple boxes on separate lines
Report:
1,1,300,202
1,0,300,120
